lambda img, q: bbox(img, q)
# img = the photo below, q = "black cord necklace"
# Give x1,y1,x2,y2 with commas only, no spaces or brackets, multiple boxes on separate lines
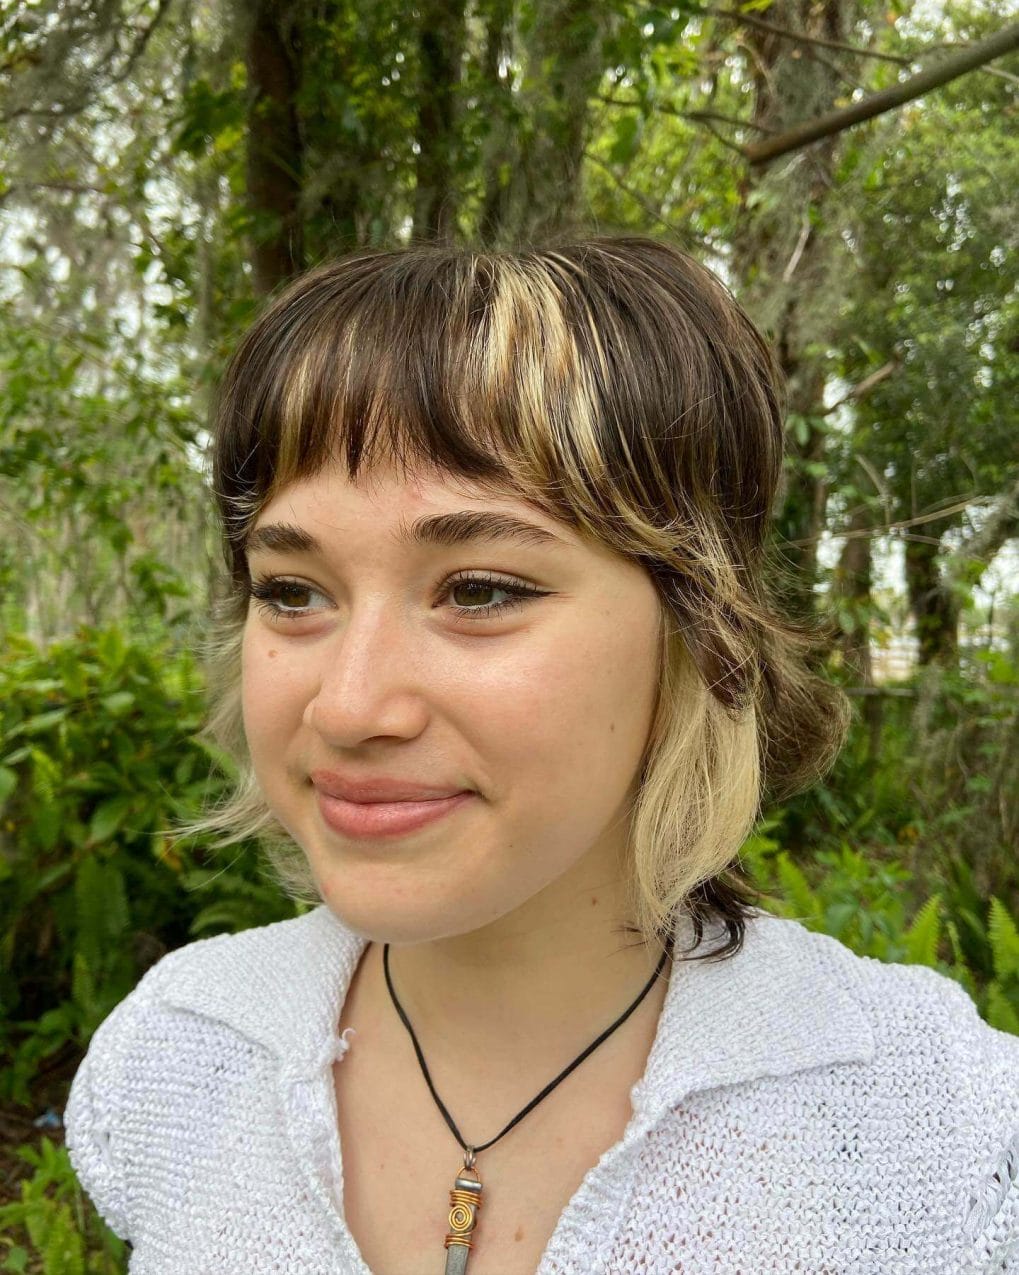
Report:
382,938,672,1275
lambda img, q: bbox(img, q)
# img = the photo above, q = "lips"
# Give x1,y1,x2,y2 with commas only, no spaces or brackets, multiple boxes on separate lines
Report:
314,789,476,839
309,769,471,804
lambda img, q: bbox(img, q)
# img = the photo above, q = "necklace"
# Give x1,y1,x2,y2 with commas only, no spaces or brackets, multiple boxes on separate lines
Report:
382,937,672,1274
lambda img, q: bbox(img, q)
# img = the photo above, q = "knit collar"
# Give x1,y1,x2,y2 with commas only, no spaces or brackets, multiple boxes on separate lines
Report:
156,902,875,1116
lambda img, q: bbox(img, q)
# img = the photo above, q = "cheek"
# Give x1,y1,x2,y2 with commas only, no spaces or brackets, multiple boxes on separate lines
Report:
480,612,659,798
240,628,307,764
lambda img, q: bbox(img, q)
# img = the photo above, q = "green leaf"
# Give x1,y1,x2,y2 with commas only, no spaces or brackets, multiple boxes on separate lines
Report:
87,795,135,844
9,709,68,737
74,856,130,981
822,899,857,936
775,852,821,923
787,413,810,447
984,981,1019,1035
903,894,942,966
2,1243,29,1271
0,766,16,804
41,1200,85,1275
100,691,135,715
194,737,240,779
609,114,641,166
17,679,63,695
988,897,1019,981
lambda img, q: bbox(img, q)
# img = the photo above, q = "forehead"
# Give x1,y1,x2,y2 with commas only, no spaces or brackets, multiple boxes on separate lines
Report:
249,459,575,553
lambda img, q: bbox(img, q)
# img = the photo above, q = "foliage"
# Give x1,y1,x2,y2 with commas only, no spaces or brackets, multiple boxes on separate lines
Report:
0,1137,126,1274
828,58,1019,562
0,625,294,1110
0,301,211,646
746,648,1019,1029
746,826,1019,1031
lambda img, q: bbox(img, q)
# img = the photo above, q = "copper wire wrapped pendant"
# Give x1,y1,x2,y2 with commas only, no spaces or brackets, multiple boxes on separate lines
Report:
443,1154,483,1275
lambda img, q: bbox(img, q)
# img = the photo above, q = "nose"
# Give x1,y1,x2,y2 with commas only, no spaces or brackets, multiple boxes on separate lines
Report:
301,607,430,746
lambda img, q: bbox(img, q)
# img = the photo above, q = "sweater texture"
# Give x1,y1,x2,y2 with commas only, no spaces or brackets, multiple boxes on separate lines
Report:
64,903,1019,1273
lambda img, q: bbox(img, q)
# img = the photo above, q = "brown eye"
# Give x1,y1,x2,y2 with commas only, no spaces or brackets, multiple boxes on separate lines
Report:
247,576,328,620
277,582,312,608
442,573,547,620
450,580,500,608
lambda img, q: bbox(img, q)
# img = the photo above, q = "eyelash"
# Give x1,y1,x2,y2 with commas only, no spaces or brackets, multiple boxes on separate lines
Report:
246,571,547,624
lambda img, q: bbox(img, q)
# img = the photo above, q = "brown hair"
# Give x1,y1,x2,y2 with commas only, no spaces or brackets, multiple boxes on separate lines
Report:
179,235,850,962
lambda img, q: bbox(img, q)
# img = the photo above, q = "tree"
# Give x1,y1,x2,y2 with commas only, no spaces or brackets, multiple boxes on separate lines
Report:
832,45,1019,665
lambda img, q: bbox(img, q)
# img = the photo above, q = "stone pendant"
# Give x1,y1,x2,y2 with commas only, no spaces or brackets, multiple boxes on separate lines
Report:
443,1152,483,1275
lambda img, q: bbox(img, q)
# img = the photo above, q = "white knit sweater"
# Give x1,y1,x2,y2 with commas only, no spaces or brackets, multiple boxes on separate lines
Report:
64,903,1019,1274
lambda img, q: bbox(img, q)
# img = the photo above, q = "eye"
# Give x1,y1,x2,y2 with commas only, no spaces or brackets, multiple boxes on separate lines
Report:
247,576,330,620
442,571,547,621
245,572,548,623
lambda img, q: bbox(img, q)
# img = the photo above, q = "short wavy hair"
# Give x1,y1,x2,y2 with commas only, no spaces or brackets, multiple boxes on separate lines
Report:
178,235,850,962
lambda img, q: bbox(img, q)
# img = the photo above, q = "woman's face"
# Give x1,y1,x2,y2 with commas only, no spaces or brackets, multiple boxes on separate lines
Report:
240,459,663,944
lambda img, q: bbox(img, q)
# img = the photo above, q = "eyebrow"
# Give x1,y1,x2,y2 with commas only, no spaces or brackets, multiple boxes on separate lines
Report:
244,510,566,558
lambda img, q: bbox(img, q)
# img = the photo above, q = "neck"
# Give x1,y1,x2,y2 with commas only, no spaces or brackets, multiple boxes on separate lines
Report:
375,858,670,1065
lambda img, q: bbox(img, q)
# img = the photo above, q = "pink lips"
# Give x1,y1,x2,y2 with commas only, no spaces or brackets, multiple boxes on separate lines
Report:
308,769,470,803
314,789,475,839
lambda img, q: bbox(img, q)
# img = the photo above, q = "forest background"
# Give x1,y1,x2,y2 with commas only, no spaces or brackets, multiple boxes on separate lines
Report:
0,0,1018,1269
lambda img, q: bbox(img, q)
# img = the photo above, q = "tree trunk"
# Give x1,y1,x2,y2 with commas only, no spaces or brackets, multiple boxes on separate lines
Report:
831,503,883,757
499,0,614,243
243,0,304,295
478,0,515,246
414,0,467,242
729,0,861,618
770,364,830,618
904,523,960,667
831,504,874,682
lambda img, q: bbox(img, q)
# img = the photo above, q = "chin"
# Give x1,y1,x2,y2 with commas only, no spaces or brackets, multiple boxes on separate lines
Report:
310,863,518,948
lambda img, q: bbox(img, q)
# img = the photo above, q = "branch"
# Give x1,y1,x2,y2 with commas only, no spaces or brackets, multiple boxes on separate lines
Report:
780,215,811,282
745,22,1019,167
709,7,912,65
113,0,173,89
716,8,1019,86
822,359,898,415
581,149,716,245
784,494,985,548
595,95,775,134
685,108,775,135
0,181,109,207
2,0,172,123
854,453,890,501
941,471,1019,592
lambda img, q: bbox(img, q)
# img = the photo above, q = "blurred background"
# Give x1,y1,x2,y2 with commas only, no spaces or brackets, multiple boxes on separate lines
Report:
0,1,1017,1267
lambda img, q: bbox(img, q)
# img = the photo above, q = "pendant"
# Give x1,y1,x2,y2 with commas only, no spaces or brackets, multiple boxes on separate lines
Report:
443,1147,483,1275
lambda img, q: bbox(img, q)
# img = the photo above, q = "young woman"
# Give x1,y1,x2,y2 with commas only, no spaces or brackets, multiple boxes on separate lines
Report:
65,237,1019,1274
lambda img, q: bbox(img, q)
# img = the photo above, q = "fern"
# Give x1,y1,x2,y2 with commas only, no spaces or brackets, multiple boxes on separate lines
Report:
987,897,1019,982
41,1203,86,1275
775,852,821,925
903,894,942,966
984,981,1019,1035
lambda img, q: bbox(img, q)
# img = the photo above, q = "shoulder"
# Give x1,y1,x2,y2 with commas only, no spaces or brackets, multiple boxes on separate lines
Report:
62,933,265,1241
63,907,360,1241
755,914,1019,1265
779,914,1019,1072
763,911,1019,1099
